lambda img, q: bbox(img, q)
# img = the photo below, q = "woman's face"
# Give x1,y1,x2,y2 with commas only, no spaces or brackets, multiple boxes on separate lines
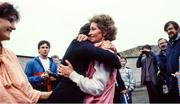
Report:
88,22,105,43
0,17,16,41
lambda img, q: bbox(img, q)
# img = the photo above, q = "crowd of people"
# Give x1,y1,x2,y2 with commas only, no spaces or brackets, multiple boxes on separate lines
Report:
0,1,179,103
136,21,180,103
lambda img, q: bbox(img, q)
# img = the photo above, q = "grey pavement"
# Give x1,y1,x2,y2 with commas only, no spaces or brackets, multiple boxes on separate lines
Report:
132,86,149,103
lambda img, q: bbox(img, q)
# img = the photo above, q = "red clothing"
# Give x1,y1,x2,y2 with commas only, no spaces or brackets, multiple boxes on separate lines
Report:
84,61,116,103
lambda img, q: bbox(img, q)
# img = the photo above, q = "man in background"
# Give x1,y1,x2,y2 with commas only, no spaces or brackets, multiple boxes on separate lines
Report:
51,55,61,66
25,40,58,92
156,38,169,102
164,21,180,102
136,44,159,103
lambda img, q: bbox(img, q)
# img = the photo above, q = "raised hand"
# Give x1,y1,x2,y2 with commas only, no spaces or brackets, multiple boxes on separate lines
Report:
58,60,74,77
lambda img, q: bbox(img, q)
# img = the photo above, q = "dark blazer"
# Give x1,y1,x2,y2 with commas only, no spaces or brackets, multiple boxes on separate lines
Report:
48,39,121,103
166,35,180,89
136,51,158,85
156,51,167,74
166,36,180,75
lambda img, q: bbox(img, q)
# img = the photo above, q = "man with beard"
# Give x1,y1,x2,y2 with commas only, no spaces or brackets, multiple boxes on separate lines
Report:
164,21,180,102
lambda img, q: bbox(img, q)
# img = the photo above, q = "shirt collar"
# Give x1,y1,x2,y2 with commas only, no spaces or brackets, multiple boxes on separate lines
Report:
175,33,180,40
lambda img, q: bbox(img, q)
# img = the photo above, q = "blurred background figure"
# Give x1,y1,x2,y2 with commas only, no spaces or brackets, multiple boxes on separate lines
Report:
136,44,159,103
119,56,135,103
25,40,58,92
51,55,61,66
156,38,169,103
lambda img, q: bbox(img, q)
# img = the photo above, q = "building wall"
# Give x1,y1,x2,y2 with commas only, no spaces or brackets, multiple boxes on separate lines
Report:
17,55,34,70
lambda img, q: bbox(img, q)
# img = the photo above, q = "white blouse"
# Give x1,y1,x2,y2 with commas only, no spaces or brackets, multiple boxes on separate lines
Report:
69,61,111,96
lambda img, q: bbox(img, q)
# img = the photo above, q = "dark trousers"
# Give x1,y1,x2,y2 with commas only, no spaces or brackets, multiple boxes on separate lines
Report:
144,81,159,103
127,91,132,103
113,86,133,103
113,85,122,103
167,76,180,103
156,74,170,103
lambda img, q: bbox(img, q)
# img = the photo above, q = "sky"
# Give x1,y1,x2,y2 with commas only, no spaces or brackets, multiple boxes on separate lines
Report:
2,0,180,58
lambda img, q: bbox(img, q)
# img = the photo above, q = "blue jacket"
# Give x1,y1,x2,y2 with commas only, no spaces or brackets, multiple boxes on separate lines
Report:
166,34,180,75
25,57,57,85
156,50,167,75
156,50,168,85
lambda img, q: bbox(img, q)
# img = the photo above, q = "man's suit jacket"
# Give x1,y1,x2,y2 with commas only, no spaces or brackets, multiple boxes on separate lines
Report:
48,40,121,103
136,52,158,85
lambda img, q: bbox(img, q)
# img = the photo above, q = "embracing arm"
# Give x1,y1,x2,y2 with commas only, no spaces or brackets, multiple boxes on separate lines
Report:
73,40,121,69
69,67,109,96
59,60,109,96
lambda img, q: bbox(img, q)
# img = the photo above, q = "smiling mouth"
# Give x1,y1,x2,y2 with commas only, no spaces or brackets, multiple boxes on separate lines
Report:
168,32,174,35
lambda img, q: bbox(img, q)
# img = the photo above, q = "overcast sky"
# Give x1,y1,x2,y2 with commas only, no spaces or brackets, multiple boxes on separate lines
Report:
3,0,180,58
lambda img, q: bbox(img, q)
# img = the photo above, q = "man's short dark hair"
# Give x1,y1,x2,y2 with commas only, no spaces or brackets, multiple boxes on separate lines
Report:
78,23,90,35
164,21,179,31
142,44,151,50
0,2,20,22
38,40,50,49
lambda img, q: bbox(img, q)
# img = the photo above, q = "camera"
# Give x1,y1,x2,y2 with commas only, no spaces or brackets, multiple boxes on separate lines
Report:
142,50,147,54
